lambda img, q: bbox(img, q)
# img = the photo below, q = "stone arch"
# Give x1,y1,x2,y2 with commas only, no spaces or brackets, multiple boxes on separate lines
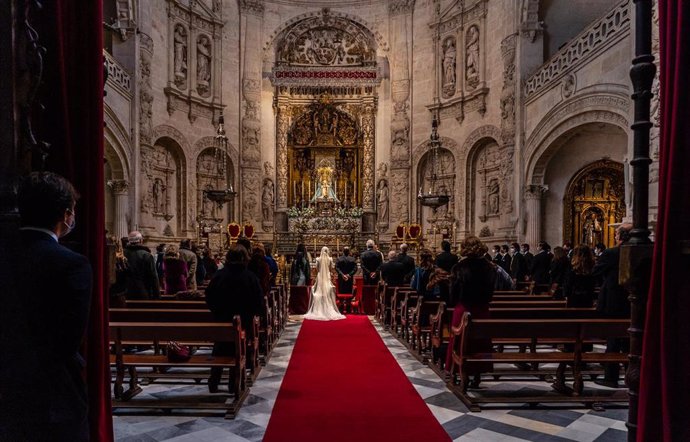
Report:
151,124,192,153
463,131,502,237
104,106,132,181
192,135,239,166
263,9,389,62
525,92,630,186
412,136,458,166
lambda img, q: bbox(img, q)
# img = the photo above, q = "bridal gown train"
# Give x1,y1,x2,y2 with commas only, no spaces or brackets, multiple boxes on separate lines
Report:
304,247,346,321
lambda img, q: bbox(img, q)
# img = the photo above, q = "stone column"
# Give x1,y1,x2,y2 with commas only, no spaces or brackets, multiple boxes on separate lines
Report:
275,100,289,210
524,185,547,248
239,0,264,225
108,180,130,240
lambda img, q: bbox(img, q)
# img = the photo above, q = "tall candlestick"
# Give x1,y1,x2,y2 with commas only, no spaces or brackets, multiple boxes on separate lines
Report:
336,237,340,252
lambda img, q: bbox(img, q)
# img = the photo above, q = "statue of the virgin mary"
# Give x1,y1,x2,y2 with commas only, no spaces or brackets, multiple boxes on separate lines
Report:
310,163,339,203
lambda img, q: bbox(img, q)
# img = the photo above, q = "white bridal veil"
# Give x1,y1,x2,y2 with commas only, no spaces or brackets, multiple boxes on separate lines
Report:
304,246,345,321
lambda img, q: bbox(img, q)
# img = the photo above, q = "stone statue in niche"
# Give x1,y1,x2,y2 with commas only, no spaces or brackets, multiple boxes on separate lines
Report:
582,212,603,246
488,178,499,215
173,25,188,87
264,161,274,177
197,35,211,95
465,26,480,89
262,178,274,222
377,179,389,225
153,178,166,214
442,37,456,98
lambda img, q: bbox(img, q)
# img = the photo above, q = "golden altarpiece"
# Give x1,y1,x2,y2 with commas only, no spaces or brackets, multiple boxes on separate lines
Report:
564,160,626,248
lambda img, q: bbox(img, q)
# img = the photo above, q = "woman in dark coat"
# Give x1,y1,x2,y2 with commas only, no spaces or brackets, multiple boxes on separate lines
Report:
445,236,496,384
549,246,571,299
163,246,188,295
563,245,596,308
247,243,271,295
290,243,311,286
411,249,437,299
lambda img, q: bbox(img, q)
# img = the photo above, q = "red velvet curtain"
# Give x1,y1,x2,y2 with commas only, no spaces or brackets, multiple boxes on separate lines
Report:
40,1,113,440
637,1,690,440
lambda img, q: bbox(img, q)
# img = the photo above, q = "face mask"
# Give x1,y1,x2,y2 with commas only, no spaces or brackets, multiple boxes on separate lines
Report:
61,214,76,238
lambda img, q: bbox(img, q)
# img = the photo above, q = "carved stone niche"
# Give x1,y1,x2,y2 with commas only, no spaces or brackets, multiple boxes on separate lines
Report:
165,0,224,124
430,0,489,124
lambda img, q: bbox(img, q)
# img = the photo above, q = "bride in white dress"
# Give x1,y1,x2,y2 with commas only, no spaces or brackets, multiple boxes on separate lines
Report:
304,247,346,321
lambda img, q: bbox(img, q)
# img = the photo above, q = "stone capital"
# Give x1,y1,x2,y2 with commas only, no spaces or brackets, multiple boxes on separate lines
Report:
239,0,264,16
524,184,548,200
107,179,129,194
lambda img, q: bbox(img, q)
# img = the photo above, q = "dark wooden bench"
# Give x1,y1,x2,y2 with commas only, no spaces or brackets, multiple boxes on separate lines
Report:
448,314,629,411
491,294,554,302
126,300,207,309
111,307,262,383
489,300,566,309
410,298,443,361
390,287,415,336
110,318,248,418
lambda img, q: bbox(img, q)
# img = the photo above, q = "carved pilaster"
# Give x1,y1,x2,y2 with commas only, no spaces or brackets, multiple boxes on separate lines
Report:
108,180,130,240
499,34,517,146
275,103,290,210
361,101,376,212
139,34,153,145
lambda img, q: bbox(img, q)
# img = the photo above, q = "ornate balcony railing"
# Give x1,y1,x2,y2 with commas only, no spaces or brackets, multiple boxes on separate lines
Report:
525,0,630,100
104,50,132,95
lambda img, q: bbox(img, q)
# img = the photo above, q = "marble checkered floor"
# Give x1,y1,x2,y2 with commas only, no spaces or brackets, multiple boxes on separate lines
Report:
112,317,628,441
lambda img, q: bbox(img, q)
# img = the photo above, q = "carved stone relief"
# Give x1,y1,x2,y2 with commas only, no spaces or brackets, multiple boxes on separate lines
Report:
376,178,389,227
418,148,456,226
140,143,181,233
499,34,517,146
262,177,275,231
196,34,212,97
166,1,224,123
276,9,377,67
465,25,480,90
441,36,456,98
473,142,501,223
173,24,188,88
139,35,153,145
242,168,261,222
391,170,409,224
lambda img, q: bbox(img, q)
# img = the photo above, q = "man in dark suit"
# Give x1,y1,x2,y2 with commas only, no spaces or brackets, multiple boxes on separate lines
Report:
360,239,383,285
521,243,534,274
380,251,407,287
435,240,459,272
593,223,632,388
530,241,553,285
397,243,416,283
498,244,512,274
205,244,264,392
509,242,528,282
335,247,357,294
1,172,92,441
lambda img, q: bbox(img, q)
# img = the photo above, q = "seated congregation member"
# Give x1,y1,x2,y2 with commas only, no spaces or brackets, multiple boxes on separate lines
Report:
397,243,416,283
179,239,198,290
549,246,571,299
205,245,264,392
435,240,458,272
155,243,165,286
410,249,439,299
593,223,632,388
162,246,188,295
380,250,407,287
264,243,279,285
248,243,271,295
445,236,496,381
124,231,160,299
563,245,596,308
361,239,383,285
290,243,311,286
335,247,357,294
530,241,553,285
509,242,527,283
1,172,92,441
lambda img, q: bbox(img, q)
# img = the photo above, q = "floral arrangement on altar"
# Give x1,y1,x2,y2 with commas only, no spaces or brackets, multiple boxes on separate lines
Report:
287,206,363,218
287,206,316,218
287,205,363,236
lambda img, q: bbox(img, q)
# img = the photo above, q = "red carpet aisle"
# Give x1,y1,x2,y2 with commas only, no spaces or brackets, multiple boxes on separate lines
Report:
263,316,451,442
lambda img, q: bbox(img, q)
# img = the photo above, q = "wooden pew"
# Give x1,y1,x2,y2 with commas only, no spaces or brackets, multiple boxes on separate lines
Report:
398,292,419,343
126,300,207,309
109,308,262,384
491,294,553,302
410,298,443,361
489,300,566,309
390,287,415,336
448,314,629,411
110,318,248,418
377,284,398,328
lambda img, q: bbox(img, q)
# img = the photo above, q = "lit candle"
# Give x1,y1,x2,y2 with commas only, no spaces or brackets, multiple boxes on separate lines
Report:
336,237,340,252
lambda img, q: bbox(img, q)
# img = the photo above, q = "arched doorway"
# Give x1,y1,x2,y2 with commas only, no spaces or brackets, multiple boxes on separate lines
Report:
563,160,625,248
416,147,456,240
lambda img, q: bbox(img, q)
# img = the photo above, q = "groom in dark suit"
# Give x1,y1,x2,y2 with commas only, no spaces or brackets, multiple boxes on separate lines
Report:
335,247,357,294
1,172,92,441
